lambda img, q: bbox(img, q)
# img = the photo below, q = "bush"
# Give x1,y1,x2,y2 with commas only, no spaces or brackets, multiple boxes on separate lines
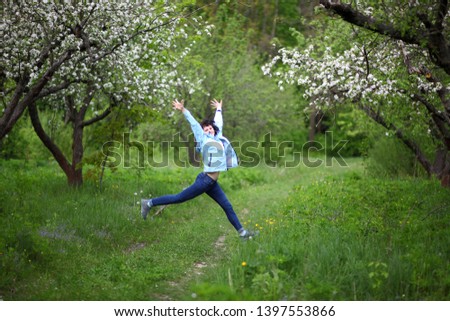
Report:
365,136,424,178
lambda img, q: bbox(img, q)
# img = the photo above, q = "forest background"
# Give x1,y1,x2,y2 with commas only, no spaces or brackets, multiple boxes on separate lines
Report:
0,0,449,301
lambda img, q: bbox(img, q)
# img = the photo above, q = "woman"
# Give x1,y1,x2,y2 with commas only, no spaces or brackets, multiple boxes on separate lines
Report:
141,99,254,239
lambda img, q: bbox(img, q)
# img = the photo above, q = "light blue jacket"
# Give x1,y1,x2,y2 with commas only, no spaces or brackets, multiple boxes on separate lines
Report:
183,108,239,172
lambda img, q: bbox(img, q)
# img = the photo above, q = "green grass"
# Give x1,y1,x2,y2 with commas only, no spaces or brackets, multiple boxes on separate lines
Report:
191,165,450,300
0,158,448,300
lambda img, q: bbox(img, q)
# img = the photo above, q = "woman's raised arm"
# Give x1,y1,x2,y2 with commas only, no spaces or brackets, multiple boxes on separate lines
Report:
211,99,223,134
173,99,204,143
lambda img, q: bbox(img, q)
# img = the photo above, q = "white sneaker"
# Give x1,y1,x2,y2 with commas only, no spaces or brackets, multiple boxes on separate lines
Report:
141,199,152,220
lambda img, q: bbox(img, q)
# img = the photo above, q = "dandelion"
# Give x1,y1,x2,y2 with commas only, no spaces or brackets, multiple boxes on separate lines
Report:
241,261,247,267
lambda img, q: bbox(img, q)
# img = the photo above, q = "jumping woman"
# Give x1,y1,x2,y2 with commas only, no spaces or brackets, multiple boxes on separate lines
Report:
141,99,254,239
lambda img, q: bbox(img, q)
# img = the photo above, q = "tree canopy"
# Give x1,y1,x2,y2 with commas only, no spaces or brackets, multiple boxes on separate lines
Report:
1,0,449,187
263,0,450,185
1,1,207,185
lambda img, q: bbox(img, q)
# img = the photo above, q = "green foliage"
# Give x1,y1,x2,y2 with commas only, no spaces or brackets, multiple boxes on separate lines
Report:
312,106,370,157
168,4,302,142
0,121,27,160
0,114,53,160
365,136,425,178
267,17,372,157
195,0,310,50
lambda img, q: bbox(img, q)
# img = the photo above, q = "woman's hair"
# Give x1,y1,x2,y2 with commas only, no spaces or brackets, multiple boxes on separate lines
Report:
200,119,219,135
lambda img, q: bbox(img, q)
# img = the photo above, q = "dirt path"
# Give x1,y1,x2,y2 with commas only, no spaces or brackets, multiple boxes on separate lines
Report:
149,234,228,300
148,168,303,300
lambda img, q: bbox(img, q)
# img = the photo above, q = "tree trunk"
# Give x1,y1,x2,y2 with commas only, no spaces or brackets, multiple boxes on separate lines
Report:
432,148,450,187
28,102,83,187
271,0,279,39
308,105,317,142
70,115,84,187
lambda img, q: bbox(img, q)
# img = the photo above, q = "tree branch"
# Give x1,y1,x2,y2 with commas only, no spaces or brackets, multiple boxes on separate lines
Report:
412,93,450,149
399,41,450,141
319,0,450,74
1,49,73,140
82,107,112,127
319,0,420,44
79,82,96,121
28,102,72,174
435,0,448,30
35,80,75,100
83,94,120,127
358,103,433,175
0,74,30,137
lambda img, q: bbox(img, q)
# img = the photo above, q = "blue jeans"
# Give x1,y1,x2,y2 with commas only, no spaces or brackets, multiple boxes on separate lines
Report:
151,172,243,232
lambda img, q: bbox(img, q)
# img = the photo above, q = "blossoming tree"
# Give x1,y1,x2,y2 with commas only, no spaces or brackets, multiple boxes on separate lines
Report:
1,1,207,186
263,0,450,186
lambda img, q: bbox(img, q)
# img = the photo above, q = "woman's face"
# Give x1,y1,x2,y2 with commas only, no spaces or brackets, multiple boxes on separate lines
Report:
202,125,215,136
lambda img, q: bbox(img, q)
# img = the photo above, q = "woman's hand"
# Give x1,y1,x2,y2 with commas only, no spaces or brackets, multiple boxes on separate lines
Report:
210,98,222,110
172,99,185,112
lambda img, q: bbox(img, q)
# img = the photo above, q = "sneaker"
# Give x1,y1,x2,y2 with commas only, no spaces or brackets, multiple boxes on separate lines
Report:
240,229,258,240
141,199,152,220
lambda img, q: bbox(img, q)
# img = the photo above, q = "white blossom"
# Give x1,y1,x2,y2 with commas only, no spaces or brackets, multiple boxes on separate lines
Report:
262,39,448,113
1,1,207,117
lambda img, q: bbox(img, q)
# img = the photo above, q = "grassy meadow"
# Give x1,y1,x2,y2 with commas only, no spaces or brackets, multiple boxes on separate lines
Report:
0,157,449,300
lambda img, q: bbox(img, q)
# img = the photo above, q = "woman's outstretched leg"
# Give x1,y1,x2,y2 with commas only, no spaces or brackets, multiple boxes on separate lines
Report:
206,181,255,239
205,181,243,232
141,172,215,219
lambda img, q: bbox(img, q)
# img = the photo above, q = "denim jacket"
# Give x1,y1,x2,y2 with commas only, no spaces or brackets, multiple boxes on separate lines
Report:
183,108,239,172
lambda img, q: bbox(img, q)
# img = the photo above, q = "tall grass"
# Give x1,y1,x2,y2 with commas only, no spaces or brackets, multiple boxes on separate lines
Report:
1,159,224,300
191,170,450,300
0,158,448,300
